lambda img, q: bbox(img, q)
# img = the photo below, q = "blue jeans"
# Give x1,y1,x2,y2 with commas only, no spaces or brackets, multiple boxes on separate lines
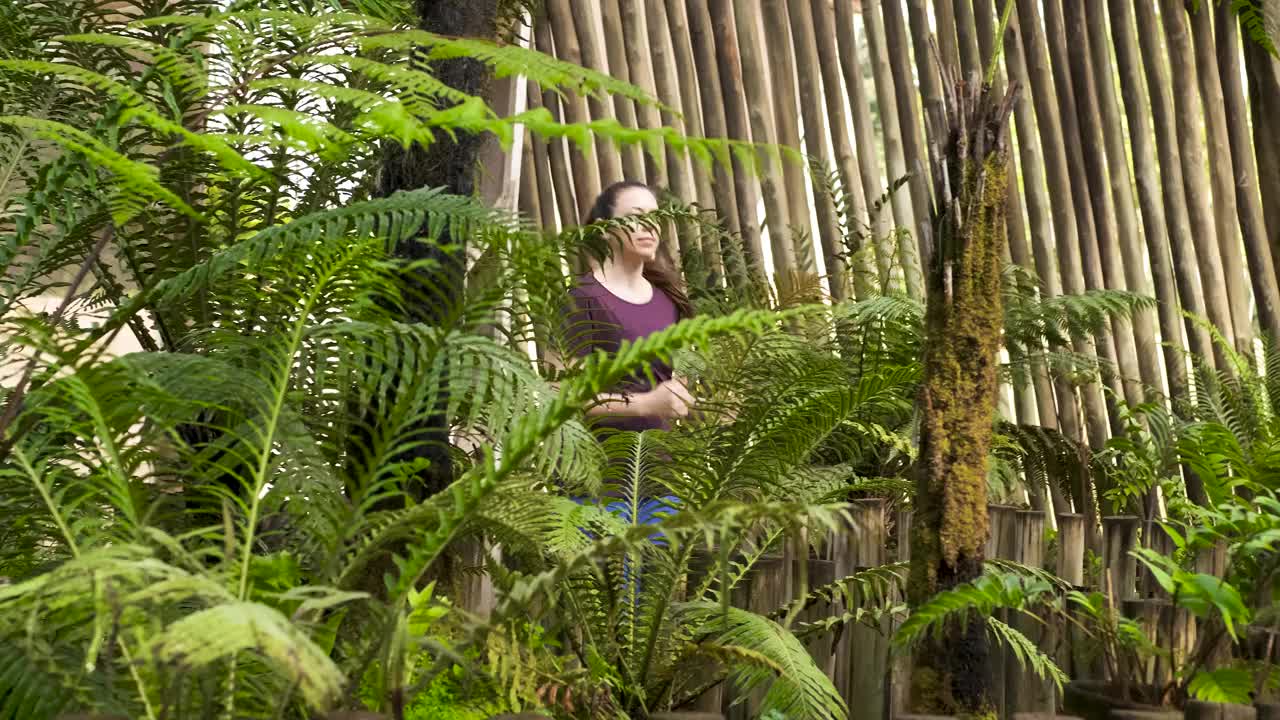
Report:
570,495,681,595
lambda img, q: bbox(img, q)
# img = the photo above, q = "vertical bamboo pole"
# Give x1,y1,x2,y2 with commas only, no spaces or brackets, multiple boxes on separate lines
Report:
760,0,819,275
811,0,875,297
1188,2,1254,354
520,139,542,226
780,0,851,299
1016,0,1113,455
1159,0,1237,367
879,0,934,278
728,0,797,277
704,0,766,272
1042,0,1135,445
685,0,750,284
1244,43,1280,284
834,0,897,290
1062,2,1154,408
953,0,982,79
599,0,647,181
643,0,704,264
619,0,667,186
659,0,724,277
903,0,946,157
1216,2,1280,340
1106,0,1191,403
561,1,624,185
933,0,961,78
864,0,924,295
1133,0,1216,375
540,5,601,219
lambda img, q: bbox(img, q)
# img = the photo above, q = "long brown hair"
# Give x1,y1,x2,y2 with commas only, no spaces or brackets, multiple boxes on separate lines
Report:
584,181,694,320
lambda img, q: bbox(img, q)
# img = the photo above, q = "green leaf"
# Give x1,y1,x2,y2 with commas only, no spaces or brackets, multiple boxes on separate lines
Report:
1188,667,1254,704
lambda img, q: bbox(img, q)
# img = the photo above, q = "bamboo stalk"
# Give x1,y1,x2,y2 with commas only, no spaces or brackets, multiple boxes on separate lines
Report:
660,0,723,277
643,0,703,264
1217,1,1280,340
566,2,624,185
934,0,961,77
1014,0,1113,458
878,0,933,287
953,0,982,79
620,0,667,187
704,0,766,273
1158,0,1237,367
863,0,923,294
834,0,897,290
904,0,945,176
520,138,542,226
685,0,750,285
599,0,646,181
539,5,601,220
1244,41,1280,285
1188,1,1254,354
777,0,850,299
1062,1,1153,408
1003,7,1078,514
1132,0,1216,373
761,0,819,275
729,0,797,278
1106,0,1191,403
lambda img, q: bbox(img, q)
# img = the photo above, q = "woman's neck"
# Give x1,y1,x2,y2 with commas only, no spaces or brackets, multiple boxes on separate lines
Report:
593,257,648,293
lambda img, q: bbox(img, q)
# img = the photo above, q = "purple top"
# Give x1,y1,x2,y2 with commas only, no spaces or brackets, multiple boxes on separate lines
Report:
563,272,679,434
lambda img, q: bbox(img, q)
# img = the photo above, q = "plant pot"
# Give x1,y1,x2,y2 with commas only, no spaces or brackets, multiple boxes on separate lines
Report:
1183,700,1258,720
1063,681,1168,720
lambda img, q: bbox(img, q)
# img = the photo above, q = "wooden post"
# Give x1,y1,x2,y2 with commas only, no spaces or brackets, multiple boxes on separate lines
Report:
598,0,646,181
1158,0,1238,368
1008,510,1053,715
833,499,888,718
1214,0,1280,340
811,0,875,298
892,507,913,718
566,2,624,185
1131,0,1216,378
704,0,765,273
984,506,1020,719
1104,0,1191,404
1188,2,1254,354
538,8,600,222
784,0,851,299
723,0,794,277
1103,516,1141,602
619,0,668,187
1184,701,1259,720
1055,513,1086,587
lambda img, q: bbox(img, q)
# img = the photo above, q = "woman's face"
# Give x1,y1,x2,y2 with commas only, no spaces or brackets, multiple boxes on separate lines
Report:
611,186,661,264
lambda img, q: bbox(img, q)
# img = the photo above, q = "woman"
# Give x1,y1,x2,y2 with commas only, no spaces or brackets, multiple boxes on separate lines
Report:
550,180,695,526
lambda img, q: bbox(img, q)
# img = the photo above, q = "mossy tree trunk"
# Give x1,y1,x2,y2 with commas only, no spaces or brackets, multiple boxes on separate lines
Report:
907,67,1017,720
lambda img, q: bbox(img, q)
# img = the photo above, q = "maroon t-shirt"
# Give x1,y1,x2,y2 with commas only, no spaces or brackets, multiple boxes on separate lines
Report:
563,273,679,434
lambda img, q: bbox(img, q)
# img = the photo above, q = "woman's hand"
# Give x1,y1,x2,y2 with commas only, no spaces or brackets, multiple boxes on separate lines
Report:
637,378,696,419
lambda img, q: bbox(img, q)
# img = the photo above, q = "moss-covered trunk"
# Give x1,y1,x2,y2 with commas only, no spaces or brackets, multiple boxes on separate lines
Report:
907,66,1017,720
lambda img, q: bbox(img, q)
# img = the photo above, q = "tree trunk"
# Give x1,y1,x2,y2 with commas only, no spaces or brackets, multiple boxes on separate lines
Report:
834,0,897,291
642,0,703,265
1215,1,1280,340
1062,1,1151,410
1002,7,1077,514
787,0,854,299
660,0,723,278
540,3,602,221
1159,0,1237,368
377,0,500,499
599,0,646,181
1132,0,1216,375
704,0,765,275
1105,0,1190,404
729,0,796,278
1188,1,1254,354
684,0,749,286
879,0,934,283
1244,41,1280,292
864,0,924,294
908,72,1015,719
760,0,819,275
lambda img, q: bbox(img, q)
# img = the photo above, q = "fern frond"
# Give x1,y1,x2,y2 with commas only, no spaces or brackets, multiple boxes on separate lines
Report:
985,616,1067,692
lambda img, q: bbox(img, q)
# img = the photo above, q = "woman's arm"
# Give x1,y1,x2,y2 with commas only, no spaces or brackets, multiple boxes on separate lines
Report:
543,350,692,419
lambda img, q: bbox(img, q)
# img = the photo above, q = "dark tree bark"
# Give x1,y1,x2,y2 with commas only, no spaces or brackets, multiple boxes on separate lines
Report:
908,70,1016,719
376,0,500,498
